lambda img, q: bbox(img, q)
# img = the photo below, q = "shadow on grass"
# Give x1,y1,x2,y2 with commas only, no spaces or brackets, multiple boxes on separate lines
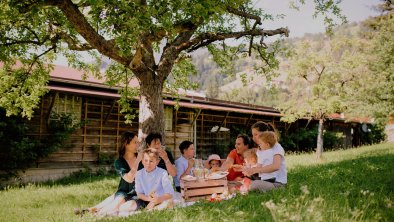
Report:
45,169,118,186
1,168,118,190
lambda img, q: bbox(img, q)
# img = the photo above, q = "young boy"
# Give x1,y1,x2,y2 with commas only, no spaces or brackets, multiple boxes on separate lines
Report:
173,141,195,192
135,149,174,210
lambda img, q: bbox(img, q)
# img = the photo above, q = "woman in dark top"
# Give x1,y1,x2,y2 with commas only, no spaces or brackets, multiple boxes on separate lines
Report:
77,131,142,216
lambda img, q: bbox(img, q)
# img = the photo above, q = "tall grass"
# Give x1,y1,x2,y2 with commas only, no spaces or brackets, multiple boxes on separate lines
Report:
0,143,393,222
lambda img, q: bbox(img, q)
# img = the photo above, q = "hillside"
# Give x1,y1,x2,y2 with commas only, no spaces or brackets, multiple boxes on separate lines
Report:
190,22,364,107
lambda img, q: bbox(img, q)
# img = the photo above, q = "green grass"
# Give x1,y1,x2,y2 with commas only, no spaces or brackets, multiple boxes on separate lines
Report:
1,143,393,222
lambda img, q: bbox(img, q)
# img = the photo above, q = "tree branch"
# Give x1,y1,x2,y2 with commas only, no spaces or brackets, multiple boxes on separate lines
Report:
226,6,262,25
44,0,129,66
2,38,46,47
185,27,289,52
54,28,94,51
156,30,196,81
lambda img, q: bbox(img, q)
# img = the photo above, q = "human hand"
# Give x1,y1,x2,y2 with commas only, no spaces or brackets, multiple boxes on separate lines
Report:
149,190,157,199
136,150,144,163
146,195,160,210
188,158,195,168
210,166,219,172
232,164,243,172
146,200,157,210
158,148,169,161
234,176,244,182
242,167,255,177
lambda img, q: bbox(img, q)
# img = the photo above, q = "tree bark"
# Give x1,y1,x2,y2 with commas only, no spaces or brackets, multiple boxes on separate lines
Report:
316,118,324,159
137,73,165,143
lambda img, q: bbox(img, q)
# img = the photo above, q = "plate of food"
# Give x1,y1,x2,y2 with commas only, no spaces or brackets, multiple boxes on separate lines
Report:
214,171,229,176
206,171,229,180
182,175,197,181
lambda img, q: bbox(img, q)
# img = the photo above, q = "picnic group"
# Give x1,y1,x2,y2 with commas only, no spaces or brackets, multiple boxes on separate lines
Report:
74,121,287,217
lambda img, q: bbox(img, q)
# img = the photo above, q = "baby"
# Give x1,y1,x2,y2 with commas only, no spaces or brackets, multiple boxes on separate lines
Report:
239,149,260,194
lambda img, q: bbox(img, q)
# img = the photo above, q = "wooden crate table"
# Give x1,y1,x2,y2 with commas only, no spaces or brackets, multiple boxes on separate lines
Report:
180,178,228,202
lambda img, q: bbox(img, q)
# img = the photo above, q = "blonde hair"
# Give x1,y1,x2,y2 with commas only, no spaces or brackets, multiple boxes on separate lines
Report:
143,148,160,160
243,149,257,161
258,131,277,147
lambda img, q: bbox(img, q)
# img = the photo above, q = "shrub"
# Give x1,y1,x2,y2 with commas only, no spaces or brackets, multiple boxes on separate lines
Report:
280,127,344,152
0,109,82,180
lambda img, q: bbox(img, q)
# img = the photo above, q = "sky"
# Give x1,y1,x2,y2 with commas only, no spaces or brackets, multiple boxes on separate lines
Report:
256,0,382,38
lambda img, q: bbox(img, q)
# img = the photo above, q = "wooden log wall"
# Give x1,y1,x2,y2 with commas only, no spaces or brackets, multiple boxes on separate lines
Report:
29,92,285,168
34,93,139,168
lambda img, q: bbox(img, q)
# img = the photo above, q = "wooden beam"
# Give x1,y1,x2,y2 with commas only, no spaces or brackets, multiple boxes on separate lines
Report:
192,109,202,126
116,102,120,156
245,114,253,132
216,111,230,133
103,100,116,125
100,101,103,152
82,99,88,161
174,109,178,157
45,92,58,125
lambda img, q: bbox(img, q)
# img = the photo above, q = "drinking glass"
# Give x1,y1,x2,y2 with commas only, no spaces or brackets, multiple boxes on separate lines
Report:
193,159,204,180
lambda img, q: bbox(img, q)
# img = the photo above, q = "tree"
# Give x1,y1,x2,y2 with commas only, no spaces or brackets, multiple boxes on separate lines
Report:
346,1,394,125
277,36,365,159
0,0,344,140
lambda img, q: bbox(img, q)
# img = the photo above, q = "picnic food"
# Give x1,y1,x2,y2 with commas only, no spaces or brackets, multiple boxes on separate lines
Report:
208,190,235,202
182,175,197,181
206,171,229,180
232,164,243,169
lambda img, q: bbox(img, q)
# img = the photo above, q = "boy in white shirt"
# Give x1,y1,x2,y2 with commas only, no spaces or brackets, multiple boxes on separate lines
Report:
134,149,174,210
173,141,195,192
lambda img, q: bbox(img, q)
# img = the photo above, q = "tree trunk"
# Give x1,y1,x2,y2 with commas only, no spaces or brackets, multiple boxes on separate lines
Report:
137,74,165,143
316,118,324,159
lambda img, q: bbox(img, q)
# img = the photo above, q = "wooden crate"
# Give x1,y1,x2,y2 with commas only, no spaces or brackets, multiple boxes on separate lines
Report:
180,179,228,202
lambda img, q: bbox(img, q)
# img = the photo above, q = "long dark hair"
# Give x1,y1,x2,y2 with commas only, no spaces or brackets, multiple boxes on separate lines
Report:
251,121,280,142
251,121,275,132
119,131,137,158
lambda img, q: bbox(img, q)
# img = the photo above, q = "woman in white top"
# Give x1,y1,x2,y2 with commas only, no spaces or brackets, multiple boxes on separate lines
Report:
243,122,287,191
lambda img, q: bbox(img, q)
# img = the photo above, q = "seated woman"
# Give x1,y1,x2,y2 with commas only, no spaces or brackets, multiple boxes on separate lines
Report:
76,131,142,216
242,131,287,192
214,134,252,181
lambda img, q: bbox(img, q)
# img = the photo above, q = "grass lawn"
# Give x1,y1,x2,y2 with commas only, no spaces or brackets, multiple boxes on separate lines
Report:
0,143,393,222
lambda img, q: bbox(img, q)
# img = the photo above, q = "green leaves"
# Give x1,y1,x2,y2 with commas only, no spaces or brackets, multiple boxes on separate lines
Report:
0,61,50,119
165,56,198,102
277,34,363,123
0,0,348,125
